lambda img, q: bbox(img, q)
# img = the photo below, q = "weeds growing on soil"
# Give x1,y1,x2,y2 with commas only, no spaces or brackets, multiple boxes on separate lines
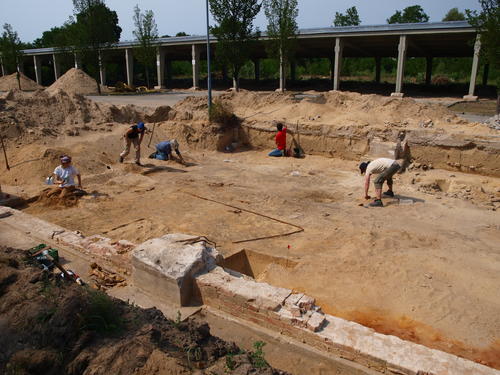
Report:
81,289,123,335
250,341,269,368
209,101,237,128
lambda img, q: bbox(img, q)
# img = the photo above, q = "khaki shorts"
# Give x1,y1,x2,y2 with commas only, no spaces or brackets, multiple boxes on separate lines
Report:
373,162,401,189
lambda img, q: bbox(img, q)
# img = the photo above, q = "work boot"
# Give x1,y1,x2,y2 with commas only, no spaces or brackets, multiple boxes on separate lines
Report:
369,199,384,207
119,156,124,163
135,161,142,166
383,190,394,198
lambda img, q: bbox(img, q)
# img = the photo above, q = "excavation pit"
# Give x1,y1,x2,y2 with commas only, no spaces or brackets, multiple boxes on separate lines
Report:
223,249,298,279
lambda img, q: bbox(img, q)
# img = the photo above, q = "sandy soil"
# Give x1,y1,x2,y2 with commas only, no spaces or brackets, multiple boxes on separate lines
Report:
1,90,499,369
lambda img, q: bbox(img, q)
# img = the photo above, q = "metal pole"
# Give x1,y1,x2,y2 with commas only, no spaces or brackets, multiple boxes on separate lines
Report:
206,0,212,111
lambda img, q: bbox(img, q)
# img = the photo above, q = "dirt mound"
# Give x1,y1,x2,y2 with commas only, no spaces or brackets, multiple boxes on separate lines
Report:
33,187,85,208
0,72,43,91
184,90,492,134
46,68,109,96
0,89,147,140
0,247,287,375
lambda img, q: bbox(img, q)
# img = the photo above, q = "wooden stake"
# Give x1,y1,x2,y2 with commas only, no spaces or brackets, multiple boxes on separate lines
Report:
0,136,9,170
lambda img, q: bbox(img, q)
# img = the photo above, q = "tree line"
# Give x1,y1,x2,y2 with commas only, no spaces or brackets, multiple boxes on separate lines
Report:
1,1,498,97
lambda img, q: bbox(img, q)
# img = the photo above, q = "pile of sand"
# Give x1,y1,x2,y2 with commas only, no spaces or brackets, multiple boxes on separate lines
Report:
46,68,109,96
0,72,43,91
0,89,154,140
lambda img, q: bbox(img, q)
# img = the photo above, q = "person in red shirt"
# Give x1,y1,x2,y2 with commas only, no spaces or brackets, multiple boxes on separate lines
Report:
269,123,287,157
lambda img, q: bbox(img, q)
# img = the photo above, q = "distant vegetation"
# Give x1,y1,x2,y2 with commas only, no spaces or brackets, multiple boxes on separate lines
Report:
1,2,497,91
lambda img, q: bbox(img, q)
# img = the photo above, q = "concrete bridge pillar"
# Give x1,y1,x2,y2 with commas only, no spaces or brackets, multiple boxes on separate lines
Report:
0,57,5,76
253,59,259,82
425,56,433,85
33,55,42,85
192,44,200,89
332,37,344,91
53,54,61,81
391,35,407,97
74,53,81,69
125,48,134,87
375,56,381,83
155,47,166,89
464,35,481,101
98,51,106,86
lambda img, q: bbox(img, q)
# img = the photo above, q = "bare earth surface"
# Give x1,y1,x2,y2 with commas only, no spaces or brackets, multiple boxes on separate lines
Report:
0,89,499,369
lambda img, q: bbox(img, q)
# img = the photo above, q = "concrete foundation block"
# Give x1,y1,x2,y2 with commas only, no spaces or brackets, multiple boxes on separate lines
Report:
463,95,478,101
196,267,291,312
132,234,221,307
390,92,404,98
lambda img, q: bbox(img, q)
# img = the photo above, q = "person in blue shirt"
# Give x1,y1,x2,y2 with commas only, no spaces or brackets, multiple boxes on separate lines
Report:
153,139,185,164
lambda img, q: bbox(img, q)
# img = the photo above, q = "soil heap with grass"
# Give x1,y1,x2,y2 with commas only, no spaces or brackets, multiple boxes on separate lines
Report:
0,247,287,375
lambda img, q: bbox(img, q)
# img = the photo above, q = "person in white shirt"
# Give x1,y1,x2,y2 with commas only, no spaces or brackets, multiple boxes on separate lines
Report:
359,158,404,207
49,155,82,198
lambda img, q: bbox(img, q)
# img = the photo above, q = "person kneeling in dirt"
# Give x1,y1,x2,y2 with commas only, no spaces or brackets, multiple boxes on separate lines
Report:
359,158,404,207
151,139,185,164
48,155,82,198
119,121,146,165
268,123,287,157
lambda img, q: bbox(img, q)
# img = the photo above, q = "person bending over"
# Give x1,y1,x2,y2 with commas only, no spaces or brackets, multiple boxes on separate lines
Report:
359,158,404,207
154,139,185,164
120,121,146,165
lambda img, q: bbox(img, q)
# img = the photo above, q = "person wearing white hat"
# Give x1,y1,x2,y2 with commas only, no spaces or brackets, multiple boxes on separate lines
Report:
153,139,185,164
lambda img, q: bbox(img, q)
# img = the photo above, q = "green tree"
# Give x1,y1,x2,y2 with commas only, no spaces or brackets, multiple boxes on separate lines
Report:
264,0,299,91
0,24,23,89
333,6,361,26
442,7,466,21
70,0,122,94
387,5,429,24
209,0,261,91
175,32,189,37
467,0,500,113
133,5,158,89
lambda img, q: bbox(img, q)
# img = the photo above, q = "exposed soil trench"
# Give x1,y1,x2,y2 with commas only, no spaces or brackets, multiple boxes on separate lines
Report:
1,89,499,370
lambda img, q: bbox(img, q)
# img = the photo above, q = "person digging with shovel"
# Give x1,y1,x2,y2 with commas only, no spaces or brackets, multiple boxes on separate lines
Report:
359,158,405,207
119,121,146,166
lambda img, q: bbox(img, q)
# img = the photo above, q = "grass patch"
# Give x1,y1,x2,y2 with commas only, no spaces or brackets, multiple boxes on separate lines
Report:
81,289,123,335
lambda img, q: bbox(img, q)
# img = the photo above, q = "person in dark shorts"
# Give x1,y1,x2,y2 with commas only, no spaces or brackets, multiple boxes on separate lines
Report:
120,122,146,165
359,158,402,207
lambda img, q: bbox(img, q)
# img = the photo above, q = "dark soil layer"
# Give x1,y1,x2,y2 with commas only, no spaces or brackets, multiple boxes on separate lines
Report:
0,247,287,375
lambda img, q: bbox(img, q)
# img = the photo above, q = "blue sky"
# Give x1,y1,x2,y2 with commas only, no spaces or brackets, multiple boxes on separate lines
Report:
0,0,481,43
